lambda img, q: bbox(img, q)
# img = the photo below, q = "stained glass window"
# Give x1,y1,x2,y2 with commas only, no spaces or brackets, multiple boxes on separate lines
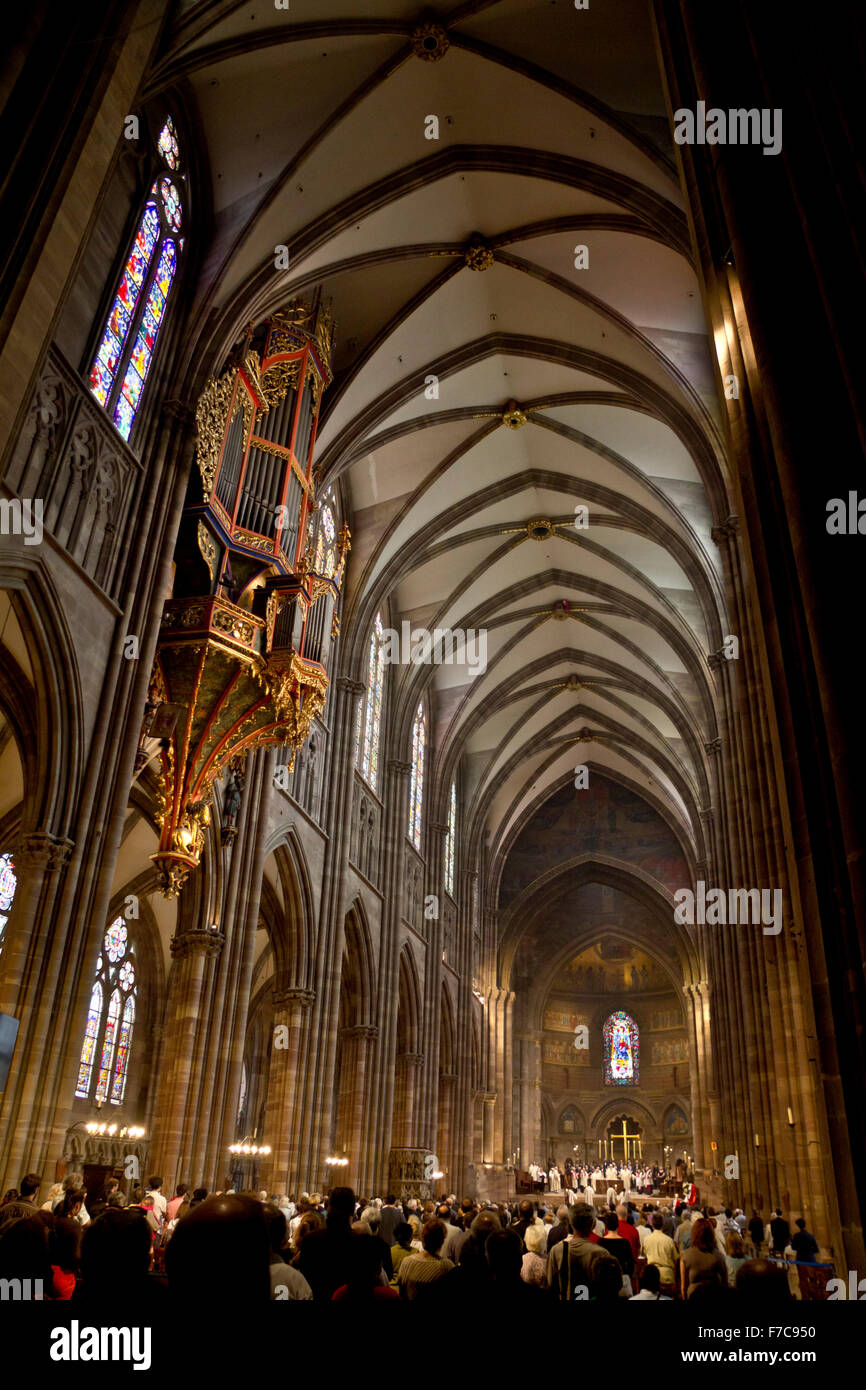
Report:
157,116,180,169
88,116,185,441
75,915,137,1104
0,851,16,953
603,1011,639,1086
76,981,102,1098
408,703,426,851
358,613,387,791
444,781,456,897
314,502,337,576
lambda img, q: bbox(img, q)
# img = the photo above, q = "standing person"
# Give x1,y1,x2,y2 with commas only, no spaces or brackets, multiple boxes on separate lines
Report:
397,1219,454,1300
680,1218,728,1299
725,1230,748,1282
769,1209,791,1257
521,1221,548,1287
145,1176,167,1224
791,1217,819,1263
598,1209,634,1293
378,1194,403,1246
748,1209,765,1256
297,1186,359,1302
644,1212,678,1294
166,1184,189,1223
54,1174,91,1226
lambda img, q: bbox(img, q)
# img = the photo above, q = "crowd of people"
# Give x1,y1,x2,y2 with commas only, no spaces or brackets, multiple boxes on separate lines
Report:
0,1169,823,1304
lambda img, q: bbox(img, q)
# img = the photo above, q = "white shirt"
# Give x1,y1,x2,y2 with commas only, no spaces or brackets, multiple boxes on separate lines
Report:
147,1190,167,1220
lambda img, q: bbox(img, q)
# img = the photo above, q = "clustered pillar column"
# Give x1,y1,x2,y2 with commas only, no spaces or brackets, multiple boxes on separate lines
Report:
263,987,315,1194
148,926,225,1191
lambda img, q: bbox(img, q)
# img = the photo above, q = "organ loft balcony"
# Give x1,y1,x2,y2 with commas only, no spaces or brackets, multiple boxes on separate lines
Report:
136,296,350,897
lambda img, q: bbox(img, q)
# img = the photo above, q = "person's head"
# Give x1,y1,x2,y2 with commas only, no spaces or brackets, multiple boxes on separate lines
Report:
518,1198,534,1221
19,1173,41,1201
591,1255,624,1300
147,1176,162,1193
326,1186,356,1227
407,1213,422,1241
103,1178,119,1198
0,1214,52,1284
570,1202,596,1238
49,1216,80,1273
342,1233,385,1295
436,1203,451,1224
524,1221,547,1256
258,1189,268,1203
175,1183,189,1198
640,1263,662,1295
0,1189,18,1205
735,1259,793,1303
603,1209,619,1232
774,1209,782,1218
556,1205,569,1223
393,1220,413,1250
79,1209,153,1293
422,1218,447,1256
615,1204,628,1222
262,1203,288,1256
60,1188,85,1218
485,1228,523,1281
293,1210,322,1250
62,1172,83,1193
691,1218,716,1254
795,1217,807,1230
469,1211,501,1250
726,1231,745,1257
386,1193,397,1206
107,1192,126,1209
652,1212,664,1230
166,1195,270,1302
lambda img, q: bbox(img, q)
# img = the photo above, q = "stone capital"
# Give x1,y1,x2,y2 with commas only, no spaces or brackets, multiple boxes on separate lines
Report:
341,1023,378,1041
273,986,315,1011
170,926,225,959
439,1071,458,1084
706,651,725,671
336,676,366,699
704,737,722,756
387,758,412,778
16,831,74,870
430,821,450,838
710,514,739,545
398,1052,425,1069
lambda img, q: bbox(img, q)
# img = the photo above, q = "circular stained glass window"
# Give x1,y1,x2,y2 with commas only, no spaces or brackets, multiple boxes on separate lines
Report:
119,960,135,991
160,177,182,232
104,919,128,962
157,117,180,170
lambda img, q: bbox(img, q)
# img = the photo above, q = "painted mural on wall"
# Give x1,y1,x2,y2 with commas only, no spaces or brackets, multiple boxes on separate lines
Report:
651,1008,683,1031
499,775,690,906
543,1037,591,1066
651,1038,688,1065
543,1007,590,1033
665,1105,690,1136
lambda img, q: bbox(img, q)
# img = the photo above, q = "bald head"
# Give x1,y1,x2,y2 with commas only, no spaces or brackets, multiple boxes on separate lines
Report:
166,1194,270,1301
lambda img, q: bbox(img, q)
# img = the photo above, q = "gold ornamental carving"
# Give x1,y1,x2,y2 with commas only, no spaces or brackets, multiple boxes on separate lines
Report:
502,399,528,429
195,369,237,502
464,233,495,272
197,522,216,581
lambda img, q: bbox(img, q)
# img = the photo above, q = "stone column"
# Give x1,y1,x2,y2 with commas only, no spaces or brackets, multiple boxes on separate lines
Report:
480,1091,497,1165
335,1024,378,1189
263,987,315,1194
436,1072,457,1188
148,926,224,1191
516,1031,542,1175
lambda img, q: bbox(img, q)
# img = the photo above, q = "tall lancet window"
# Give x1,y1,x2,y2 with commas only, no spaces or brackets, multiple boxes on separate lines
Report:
314,495,338,577
603,1011,639,1086
408,703,426,851
0,852,16,956
357,612,386,790
88,115,185,442
444,781,456,896
76,917,138,1104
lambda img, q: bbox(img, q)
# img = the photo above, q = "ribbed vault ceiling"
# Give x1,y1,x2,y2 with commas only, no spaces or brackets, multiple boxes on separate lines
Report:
161,0,731,888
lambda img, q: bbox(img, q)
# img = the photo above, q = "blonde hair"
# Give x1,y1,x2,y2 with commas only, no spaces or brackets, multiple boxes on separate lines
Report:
524,1221,547,1256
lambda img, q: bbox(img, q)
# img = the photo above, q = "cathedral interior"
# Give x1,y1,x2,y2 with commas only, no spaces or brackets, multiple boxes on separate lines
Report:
0,0,863,1278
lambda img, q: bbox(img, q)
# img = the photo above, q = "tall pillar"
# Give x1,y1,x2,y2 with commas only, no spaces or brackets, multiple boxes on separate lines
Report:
437,1072,457,1189
263,987,315,1194
148,926,224,1190
393,1052,425,1148
334,1024,378,1190
480,1091,497,1164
